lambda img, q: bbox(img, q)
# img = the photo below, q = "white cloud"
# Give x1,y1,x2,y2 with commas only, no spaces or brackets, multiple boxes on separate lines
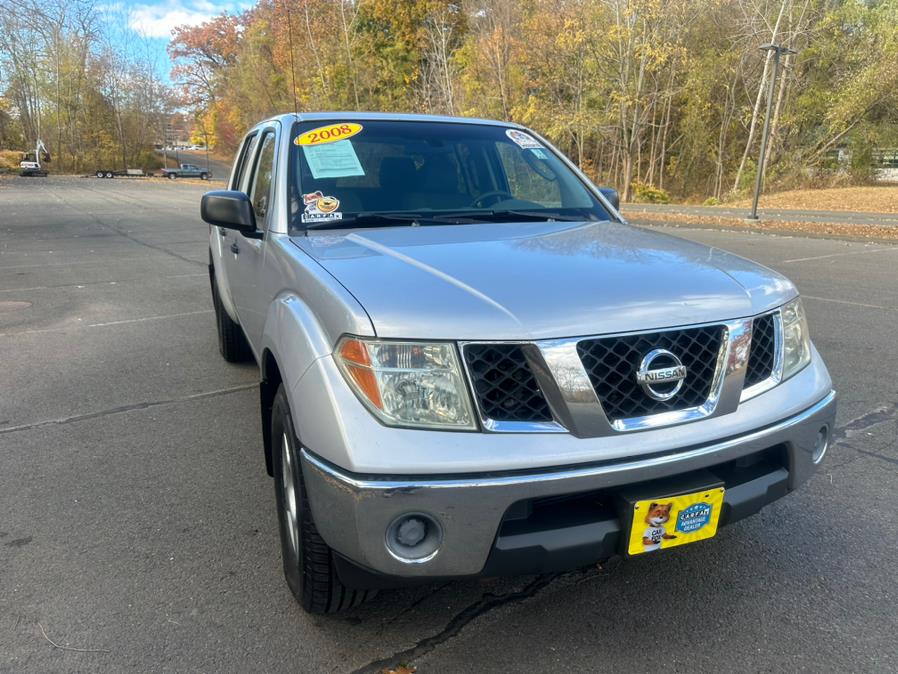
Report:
128,0,230,39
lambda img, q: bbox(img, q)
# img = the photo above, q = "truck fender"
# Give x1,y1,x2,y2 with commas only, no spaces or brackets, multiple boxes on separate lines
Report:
258,291,335,475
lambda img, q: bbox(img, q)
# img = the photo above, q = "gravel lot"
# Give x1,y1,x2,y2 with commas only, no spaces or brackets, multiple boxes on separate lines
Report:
1,177,896,673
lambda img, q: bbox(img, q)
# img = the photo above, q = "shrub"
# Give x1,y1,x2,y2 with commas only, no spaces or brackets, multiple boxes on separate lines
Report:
632,181,671,204
702,196,721,206
0,150,22,170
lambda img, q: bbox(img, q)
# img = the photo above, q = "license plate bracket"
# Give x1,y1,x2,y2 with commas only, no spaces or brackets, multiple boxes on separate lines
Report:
617,471,725,557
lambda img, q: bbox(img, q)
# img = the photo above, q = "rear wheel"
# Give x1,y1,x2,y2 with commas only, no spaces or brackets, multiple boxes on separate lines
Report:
105,171,114,179
210,266,251,362
95,170,104,178
271,386,375,614
168,172,176,180
200,172,209,181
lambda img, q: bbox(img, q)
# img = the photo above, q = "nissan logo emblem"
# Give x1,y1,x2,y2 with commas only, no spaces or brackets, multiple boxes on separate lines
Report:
635,349,687,401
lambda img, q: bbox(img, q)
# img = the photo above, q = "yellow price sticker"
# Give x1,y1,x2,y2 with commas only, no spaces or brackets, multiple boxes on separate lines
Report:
294,123,363,146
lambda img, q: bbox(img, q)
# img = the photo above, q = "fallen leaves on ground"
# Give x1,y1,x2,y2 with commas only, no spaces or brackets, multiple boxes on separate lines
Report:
380,666,416,674
729,186,898,213
623,209,898,242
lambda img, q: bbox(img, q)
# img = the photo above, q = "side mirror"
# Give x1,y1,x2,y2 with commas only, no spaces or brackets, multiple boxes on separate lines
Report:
201,190,257,234
598,187,620,211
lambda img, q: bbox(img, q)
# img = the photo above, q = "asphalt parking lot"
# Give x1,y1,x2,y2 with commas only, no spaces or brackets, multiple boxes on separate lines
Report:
1,176,896,673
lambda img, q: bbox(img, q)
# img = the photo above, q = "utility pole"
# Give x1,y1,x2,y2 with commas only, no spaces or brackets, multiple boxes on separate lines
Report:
200,120,210,172
748,44,796,220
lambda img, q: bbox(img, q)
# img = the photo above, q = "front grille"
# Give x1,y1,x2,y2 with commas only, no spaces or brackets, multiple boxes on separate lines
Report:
744,312,777,388
577,326,724,421
463,344,553,423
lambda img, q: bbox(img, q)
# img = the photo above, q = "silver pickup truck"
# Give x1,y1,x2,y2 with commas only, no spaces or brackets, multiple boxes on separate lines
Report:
202,113,836,614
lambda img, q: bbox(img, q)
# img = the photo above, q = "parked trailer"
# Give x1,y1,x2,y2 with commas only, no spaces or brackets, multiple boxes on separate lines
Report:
94,169,146,178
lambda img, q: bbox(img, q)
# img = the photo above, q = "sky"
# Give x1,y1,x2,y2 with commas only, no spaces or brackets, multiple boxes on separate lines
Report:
101,0,249,81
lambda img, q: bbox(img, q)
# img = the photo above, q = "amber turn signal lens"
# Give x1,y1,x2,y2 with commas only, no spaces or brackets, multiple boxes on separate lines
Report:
338,339,383,409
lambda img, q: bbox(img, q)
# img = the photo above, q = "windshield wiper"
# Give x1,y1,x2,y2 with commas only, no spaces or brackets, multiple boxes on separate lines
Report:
303,209,589,231
304,212,427,231
425,210,589,223
487,210,589,222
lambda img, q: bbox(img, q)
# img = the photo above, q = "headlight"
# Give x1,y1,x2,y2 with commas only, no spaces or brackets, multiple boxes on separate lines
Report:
335,337,476,430
781,297,811,380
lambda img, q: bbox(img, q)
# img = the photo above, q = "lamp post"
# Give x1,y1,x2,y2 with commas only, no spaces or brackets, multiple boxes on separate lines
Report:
748,44,796,220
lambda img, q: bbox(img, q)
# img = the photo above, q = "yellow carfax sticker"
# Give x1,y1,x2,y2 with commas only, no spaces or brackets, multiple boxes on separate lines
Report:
627,487,725,556
295,122,363,146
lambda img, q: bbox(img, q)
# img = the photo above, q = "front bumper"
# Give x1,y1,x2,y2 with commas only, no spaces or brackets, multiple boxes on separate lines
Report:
301,390,836,580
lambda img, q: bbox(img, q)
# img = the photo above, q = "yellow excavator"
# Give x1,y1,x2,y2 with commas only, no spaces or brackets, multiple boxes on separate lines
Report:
19,139,50,177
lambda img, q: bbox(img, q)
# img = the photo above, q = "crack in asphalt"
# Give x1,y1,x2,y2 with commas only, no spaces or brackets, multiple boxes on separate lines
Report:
351,401,898,673
852,448,898,467
833,402,898,442
352,573,566,674
0,384,257,435
381,582,455,628
38,181,206,268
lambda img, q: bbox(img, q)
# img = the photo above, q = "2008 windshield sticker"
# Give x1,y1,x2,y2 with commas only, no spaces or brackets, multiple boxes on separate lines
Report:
506,128,543,149
302,192,342,224
295,123,363,146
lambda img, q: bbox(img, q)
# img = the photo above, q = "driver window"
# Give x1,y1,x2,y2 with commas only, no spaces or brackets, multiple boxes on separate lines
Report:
495,142,562,207
249,131,277,229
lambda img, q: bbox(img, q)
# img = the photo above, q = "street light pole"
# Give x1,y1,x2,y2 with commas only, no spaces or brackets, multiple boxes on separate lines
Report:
748,44,796,220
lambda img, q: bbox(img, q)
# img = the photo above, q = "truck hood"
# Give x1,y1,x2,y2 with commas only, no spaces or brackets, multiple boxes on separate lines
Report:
291,220,796,340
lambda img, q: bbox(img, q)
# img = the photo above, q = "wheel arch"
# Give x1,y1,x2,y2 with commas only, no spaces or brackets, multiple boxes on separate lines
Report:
260,348,282,476
258,290,346,476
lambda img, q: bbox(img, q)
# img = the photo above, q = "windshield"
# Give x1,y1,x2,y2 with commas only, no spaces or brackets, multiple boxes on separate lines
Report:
288,120,611,231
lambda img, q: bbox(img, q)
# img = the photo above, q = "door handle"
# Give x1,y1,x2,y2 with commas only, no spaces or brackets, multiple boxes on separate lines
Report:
219,227,228,237
230,242,240,255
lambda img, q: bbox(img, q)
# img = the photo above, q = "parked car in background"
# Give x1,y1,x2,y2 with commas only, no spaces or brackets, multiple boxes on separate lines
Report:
161,163,211,180
202,112,836,614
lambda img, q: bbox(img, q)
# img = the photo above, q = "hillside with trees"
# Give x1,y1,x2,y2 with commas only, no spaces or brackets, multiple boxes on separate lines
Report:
0,0,174,174
2,0,896,197
169,0,898,201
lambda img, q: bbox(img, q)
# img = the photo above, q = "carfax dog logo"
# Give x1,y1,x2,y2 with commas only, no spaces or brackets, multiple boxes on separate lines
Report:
302,191,342,223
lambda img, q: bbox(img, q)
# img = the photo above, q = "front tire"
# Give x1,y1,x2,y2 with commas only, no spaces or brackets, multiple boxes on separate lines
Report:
271,387,375,614
210,265,251,362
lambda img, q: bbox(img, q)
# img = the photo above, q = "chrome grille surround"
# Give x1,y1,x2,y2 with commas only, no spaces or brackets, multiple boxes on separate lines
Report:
461,316,757,436
740,310,785,402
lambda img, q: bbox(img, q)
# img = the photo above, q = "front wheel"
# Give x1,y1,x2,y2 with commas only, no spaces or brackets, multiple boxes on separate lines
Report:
96,170,104,178
271,387,375,614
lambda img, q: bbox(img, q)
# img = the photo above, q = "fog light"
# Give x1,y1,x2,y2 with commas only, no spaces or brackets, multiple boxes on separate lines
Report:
385,513,442,563
813,425,829,464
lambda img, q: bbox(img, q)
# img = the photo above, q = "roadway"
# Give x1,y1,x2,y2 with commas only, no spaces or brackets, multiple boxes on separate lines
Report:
1,176,896,673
